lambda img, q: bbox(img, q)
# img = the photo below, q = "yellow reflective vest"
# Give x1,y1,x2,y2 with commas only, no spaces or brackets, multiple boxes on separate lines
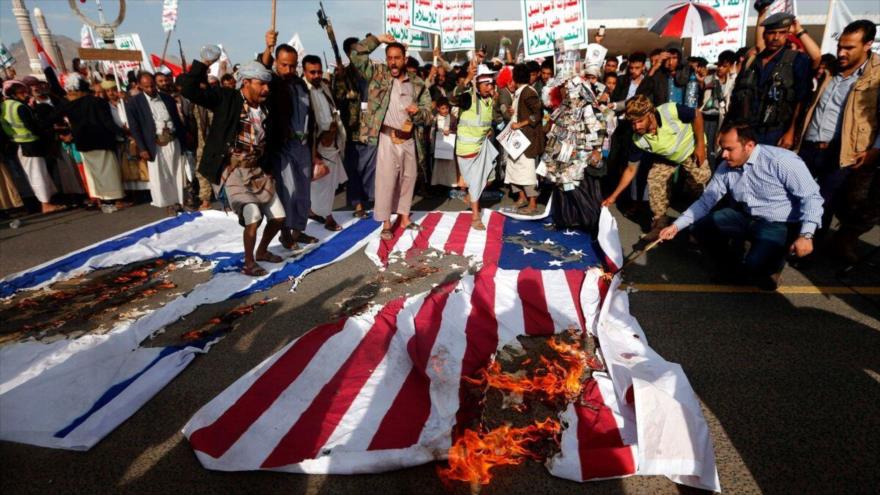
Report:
632,103,700,165
1,99,38,144
455,92,494,156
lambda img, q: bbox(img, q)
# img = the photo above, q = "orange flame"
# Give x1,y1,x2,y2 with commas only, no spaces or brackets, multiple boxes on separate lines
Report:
465,336,588,403
439,419,561,488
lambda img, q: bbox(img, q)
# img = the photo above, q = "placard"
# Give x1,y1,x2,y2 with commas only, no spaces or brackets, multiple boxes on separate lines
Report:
691,0,749,63
411,0,443,35
384,0,429,49
497,123,532,160
440,0,475,52
434,131,456,159
520,0,588,59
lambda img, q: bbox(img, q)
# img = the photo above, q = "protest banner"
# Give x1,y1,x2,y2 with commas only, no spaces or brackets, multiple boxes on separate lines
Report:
691,0,750,62
384,0,429,49
440,0,475,52
521,0,588,59
411,0,443,34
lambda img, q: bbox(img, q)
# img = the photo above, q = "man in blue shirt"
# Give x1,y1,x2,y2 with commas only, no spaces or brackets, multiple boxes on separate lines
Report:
659,123,823,290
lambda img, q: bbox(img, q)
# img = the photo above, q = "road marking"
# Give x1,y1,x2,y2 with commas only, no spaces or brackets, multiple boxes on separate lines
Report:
626,283,880,295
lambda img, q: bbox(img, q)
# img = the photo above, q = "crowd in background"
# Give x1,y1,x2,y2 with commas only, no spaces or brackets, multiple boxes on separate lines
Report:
0,1,877,283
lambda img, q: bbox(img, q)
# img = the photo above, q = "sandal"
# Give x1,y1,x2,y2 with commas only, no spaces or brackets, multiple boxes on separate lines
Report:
513,198,528,209
324,219,343,232
471,218,486,231
404,222,423,232
293,231,319,244
353,209,368,219
255,252,284,263
309,213,327,223
241,264,267,277
380,229,394,240
516,206,539,216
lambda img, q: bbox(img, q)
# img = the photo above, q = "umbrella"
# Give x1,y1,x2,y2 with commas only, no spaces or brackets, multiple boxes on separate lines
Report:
648,1,728,38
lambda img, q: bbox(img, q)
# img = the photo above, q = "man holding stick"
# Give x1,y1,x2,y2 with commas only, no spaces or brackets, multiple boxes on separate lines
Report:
180,49,285,277
261,29,319,250
659,123,823,290
350,33,432,239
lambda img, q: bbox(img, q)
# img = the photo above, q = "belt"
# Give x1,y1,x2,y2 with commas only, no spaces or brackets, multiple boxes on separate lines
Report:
380,124,412,141
805,141,831,150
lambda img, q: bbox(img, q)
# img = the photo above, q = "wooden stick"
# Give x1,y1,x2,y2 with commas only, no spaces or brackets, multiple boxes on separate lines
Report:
620,238,663,272
159,30,172,68
271,0,277,33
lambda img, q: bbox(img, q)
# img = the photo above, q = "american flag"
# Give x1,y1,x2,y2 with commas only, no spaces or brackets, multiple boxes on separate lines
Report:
183,210,720,491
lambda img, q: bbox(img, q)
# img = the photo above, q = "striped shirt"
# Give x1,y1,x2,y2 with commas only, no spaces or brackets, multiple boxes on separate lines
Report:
673,145,824,235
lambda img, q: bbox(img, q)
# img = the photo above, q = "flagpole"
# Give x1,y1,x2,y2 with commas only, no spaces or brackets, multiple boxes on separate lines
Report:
159,30,172,69
271,0,277,33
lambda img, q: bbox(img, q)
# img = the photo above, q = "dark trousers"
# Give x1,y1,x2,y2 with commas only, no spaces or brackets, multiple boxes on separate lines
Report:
799,140,850,236
343,140,377,208
755,127,785,147
693,208,800,282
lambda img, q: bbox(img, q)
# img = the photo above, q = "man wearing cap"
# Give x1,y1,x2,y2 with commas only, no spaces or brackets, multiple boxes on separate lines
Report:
180,52,286,277
452,64,501,230
126,71,188,214
727,11,811,148
350,33,432,239
603,94,711,241
1,79,63,213
638,45,693,107
260,29,319,250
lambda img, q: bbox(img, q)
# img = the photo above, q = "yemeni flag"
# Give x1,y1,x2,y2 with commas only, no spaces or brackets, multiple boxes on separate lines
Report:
648,1,728,38
32,36,56,71
150,54,183,76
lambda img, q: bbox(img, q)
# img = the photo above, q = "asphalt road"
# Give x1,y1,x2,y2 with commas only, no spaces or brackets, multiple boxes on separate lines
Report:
1,193,878,495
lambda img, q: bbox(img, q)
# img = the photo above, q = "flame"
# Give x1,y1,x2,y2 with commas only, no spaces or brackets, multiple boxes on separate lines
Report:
465,336,590,403
439,419,561,489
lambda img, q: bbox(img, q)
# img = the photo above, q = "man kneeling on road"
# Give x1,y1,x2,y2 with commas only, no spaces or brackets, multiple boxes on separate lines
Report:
603,94,711,242
181,49,285,277
659,123,824,290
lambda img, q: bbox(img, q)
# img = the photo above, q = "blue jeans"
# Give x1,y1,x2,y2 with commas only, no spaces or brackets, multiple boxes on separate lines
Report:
692,208,800,281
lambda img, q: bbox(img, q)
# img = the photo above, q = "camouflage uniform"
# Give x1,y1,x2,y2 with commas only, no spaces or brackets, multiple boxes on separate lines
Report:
646,156,711,219
334,63,376,206
350,36,432,155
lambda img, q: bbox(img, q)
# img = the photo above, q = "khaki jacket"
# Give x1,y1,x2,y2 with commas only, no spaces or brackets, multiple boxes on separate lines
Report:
800,52,880,167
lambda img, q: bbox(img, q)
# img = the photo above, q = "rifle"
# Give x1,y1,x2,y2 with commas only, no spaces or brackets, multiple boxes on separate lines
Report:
178,39,187,71
317,1,343,68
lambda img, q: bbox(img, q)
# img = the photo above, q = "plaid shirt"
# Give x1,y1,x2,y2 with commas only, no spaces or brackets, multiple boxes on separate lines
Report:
230,97,266,166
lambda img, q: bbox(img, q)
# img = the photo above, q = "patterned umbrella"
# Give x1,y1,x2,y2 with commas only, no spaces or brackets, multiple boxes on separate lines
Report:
648,1,728,38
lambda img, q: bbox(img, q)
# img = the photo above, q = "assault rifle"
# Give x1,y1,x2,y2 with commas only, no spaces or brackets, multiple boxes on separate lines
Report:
317,1,343,68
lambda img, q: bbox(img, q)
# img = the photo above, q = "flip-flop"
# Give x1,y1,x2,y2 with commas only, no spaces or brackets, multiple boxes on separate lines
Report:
404,223,423,231
324,220,343,232
380,229,394,240
353,209,368,219
255,252,283,263
241,264,267,277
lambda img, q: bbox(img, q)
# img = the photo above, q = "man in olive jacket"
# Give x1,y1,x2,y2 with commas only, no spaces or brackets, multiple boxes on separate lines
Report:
349,33,432,237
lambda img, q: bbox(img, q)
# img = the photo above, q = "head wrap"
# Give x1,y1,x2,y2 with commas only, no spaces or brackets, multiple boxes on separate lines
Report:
584,65,601,78
2,80,26,97
496,66,513,88
200,45,221,63
63,72,85,93
100,80,117,90
21,75,40,87
625,94,655,120
235,60,273,88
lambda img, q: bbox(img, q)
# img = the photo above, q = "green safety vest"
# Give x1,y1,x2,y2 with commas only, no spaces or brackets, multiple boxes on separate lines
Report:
1,99,38,144
455,93,493,156
632,103,699,164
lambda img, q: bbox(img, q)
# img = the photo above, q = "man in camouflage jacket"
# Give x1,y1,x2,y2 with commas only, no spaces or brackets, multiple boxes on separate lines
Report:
350,33,432,236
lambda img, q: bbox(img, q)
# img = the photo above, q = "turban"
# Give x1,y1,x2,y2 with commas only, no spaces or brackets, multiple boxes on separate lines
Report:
200,45,221,62
63,72,85,92
584,65,601,78
100,80,117,90
625,94,655,120
235,61,272,87
2,80,26,97
496,66,512,88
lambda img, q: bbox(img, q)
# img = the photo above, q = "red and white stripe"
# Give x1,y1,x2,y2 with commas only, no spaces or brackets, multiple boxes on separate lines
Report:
183,210,720,491
366,210,504,267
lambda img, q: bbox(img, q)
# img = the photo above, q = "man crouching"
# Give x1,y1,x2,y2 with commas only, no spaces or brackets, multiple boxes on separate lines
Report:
180,47,285,276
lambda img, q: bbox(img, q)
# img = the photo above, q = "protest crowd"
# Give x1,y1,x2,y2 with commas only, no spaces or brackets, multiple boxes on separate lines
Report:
1,1,877,289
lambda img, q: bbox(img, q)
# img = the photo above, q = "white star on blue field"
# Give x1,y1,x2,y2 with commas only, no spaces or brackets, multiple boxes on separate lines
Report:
499,218,602,270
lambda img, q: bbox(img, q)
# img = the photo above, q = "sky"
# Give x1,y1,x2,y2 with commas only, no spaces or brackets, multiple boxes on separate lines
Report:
2,0,879,65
